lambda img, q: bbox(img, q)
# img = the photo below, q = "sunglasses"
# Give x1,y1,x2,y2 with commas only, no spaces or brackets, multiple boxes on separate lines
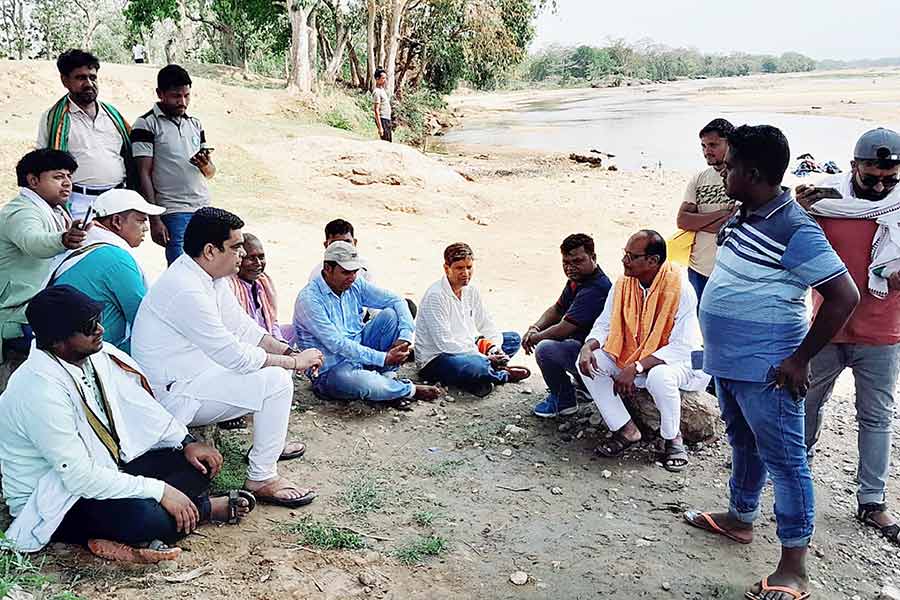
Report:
858,174,900,190
78,316,101,336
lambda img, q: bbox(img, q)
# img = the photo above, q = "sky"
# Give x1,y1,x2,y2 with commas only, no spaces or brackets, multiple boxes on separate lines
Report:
533,0,900,61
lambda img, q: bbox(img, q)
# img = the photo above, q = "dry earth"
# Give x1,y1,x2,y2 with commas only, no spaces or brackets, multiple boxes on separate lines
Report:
2,61,900,599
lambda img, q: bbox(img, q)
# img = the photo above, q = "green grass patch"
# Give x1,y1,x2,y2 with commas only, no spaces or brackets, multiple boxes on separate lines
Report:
394,536,448,566
211,434,248,494
282,518,366,550
412,511,436,527
0,542,82,599
323,109,354,131
422,458,466,479
341,475,385,514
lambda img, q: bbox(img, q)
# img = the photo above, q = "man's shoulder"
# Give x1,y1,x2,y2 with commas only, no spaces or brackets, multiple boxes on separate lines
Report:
132,108,158,128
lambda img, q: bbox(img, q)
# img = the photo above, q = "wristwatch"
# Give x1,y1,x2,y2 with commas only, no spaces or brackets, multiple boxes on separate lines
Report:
633,361,644,374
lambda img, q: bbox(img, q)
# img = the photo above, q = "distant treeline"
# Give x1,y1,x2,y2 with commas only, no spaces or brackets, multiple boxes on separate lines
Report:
517,40,838,84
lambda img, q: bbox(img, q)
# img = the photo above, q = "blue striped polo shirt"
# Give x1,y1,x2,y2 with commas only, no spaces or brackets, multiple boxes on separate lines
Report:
699,188,847,382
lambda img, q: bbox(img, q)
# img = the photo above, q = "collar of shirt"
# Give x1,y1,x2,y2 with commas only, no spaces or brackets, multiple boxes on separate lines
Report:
177,253,215,288
440,275,468,302
312,271,346,300
66,96,96,118
744,187,792,220
152,102,190,124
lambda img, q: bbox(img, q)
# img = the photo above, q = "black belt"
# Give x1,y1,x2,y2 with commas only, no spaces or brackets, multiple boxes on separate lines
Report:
72,182,125,196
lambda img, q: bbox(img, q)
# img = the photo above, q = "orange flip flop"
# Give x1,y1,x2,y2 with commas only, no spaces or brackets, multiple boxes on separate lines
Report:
744,577,810,599
683,510,753,544
87,539,182,564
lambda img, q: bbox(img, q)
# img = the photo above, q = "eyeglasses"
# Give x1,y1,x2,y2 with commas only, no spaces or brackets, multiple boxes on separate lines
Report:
78,316,101,336
622,250,648,262
858,173,900,190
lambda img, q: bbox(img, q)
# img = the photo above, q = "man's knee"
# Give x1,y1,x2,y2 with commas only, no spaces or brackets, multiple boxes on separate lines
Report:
645,365,679,394
535,339,565,366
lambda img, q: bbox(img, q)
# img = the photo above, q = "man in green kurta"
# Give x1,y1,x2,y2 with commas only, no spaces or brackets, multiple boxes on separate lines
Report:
0,149,89,389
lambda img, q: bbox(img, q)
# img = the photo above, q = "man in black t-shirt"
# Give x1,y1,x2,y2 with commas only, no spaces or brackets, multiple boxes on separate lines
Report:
524,234,612,418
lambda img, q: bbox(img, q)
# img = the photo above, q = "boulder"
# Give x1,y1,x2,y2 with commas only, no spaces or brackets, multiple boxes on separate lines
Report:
622,389,722,444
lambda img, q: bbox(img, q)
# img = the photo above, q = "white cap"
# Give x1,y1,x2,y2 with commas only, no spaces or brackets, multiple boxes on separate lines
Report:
93,189,165,218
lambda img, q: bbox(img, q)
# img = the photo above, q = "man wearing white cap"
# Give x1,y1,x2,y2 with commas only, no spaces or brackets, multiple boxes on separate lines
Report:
51,189,164,353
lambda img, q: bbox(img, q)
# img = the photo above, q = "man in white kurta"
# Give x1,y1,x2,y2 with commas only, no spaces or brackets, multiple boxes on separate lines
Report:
578,230,709,472
415,243,526,397
132,207,323,508
0,285,234,557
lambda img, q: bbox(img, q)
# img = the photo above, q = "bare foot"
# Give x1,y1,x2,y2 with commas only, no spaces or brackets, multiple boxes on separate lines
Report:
413,385,442,401
209,495,252,523
245,476,316,507
683,510,754,544
746,571,809,600
87,539,181,564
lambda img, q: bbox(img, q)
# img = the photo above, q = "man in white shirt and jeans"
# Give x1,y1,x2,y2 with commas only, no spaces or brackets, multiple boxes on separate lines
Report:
132,207,324,509
373,68,392,142
416,243,529,397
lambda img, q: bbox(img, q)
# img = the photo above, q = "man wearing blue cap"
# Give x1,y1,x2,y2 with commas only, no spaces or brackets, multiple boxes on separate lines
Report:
0,285,253,561
798,128,900,546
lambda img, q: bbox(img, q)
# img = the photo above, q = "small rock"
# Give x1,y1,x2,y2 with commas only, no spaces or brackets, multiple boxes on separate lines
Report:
881,585,900,600
445,396,455,403
558,422,572,433
601,469,612,479
504,424,525,435
662,582,671,591
392,416,400,424
501,448,513,457
158,560,178,572
359,572,377,587
550,486,563,495
509,571,529,586
589,413,603,426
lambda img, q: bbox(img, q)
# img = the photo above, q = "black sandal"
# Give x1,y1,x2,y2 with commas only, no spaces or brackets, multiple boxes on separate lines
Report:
594,432,640,458
857,502,900,545
224,490,256,525
662,439,689,473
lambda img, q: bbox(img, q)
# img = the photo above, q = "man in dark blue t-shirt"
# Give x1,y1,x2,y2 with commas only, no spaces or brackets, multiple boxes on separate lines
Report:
524,234,612,418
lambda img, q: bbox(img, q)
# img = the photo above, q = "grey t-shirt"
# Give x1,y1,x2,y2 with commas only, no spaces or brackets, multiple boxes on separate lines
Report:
130,104,211,214
373,87,391,120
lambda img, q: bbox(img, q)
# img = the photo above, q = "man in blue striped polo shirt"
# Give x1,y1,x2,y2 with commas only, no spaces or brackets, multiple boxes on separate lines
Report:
684,125,859,600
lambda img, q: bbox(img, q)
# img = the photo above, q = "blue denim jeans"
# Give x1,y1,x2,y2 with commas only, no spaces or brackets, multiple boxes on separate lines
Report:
805,342,900,505
687,268,708,306
419,331,520,388
718,377,814,548
312,307,415,402
161,211,195,266
534,338,584,406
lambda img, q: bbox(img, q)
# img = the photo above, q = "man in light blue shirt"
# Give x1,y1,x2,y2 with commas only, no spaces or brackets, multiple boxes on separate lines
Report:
53,189,164,353
293,241,440,404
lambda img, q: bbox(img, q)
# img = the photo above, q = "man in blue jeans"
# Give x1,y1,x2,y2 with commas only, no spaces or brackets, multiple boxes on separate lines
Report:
293,241,441,405
685,125,859,600
525,233,611,417
132,64,214,265
415,243,528,398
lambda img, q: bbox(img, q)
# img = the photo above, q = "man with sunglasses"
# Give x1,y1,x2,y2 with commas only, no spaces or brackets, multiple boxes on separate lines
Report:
0,285,254,560
796,128,900,548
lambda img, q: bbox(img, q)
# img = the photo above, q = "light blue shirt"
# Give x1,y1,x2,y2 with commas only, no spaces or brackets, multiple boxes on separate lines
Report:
293,273,414,374
700,188,847,382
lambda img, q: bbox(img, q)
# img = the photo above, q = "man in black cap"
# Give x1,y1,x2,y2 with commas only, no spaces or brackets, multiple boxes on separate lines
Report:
797,127,900,546
0,285,254,562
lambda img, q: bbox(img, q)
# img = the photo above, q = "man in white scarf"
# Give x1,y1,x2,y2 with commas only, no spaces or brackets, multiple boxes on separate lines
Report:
0,286,253,561
49,189,163,353
798,127,900,547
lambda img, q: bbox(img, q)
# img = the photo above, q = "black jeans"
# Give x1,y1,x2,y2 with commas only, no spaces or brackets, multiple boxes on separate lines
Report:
52,449,211,546
380,118,393,142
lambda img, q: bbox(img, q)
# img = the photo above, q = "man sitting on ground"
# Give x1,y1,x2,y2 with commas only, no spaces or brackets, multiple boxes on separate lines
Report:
526,233,612,417
577,230,709,472
0,286,253,562
132,208,324,509
52,189,164,353
0,149,88,390
229,233,286,341
294,241,440,405
416,243,528,398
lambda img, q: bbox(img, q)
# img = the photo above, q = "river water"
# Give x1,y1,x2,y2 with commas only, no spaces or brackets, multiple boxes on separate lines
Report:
443,83,897,172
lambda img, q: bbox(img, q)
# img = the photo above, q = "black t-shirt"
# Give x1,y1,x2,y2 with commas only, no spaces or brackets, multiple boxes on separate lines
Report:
556,268,612,342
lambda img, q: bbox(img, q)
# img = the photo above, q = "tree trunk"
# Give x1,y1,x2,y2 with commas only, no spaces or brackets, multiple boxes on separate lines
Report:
384,0,404,95
286,1,315,94
221,26,243,67
375,14,385,69
348,39,364,88
307,9,318,91
323,23,348,83
365,0,376,91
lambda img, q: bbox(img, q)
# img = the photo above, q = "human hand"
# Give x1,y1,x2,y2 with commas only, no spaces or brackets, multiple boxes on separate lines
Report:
293,348,324,372
522,327,540,355
184,442,223,478
384,342,410,366
775,354,810,398
149,215,169,247
160,483,199,534
61,221,90,249
613,364,638,400
795,185,827,211
577,344,599,379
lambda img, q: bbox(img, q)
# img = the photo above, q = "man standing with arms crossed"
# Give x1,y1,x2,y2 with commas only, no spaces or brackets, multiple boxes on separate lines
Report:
799,128,900,547
131,65,215,265
675,118,736,302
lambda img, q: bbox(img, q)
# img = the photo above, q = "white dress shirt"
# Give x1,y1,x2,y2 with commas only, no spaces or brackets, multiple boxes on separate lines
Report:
131,254,268,423
37,98,126,188
587,270,703,367
415,276,504,368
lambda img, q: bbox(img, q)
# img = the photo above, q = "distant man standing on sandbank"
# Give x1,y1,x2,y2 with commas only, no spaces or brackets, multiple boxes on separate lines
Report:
373,68,392,142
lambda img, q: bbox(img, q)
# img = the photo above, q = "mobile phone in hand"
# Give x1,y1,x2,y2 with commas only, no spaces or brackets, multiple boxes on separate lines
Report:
812,186,842,199
78,205,94,230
